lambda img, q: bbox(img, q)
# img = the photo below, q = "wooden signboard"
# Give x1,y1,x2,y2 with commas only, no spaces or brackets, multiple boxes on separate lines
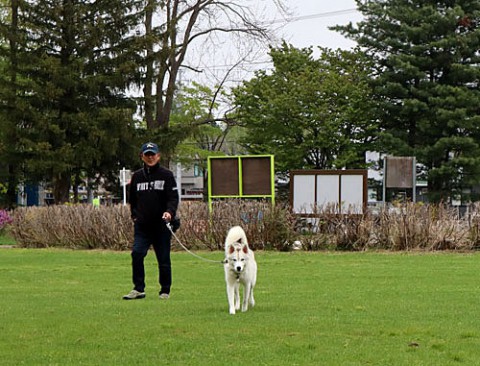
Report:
208,155,275,210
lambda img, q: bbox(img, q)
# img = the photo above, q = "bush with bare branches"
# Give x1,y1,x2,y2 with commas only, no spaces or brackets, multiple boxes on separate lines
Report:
9,201,480,251
284,202,478,252
11,205,132,250
175,200,297,251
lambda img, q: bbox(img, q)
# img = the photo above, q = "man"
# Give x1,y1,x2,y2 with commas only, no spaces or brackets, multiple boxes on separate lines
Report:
123,142,179,300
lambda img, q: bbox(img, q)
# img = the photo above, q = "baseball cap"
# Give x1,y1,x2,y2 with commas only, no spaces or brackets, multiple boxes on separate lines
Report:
140,142,159,155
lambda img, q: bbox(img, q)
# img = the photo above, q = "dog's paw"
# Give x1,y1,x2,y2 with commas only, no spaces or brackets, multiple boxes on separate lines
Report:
229,308,236,315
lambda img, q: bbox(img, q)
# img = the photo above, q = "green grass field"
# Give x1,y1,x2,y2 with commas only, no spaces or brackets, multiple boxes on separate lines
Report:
1,249,480,365
0,229,16,246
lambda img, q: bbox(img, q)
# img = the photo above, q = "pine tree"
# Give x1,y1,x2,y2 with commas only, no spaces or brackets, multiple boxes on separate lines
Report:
335,0,480,202
0,0,23,207
0,0,143,203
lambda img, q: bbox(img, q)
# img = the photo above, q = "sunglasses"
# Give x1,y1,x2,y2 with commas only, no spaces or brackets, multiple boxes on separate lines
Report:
143,152,156,157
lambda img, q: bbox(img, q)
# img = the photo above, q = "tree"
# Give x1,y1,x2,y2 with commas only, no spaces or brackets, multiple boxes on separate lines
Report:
232,43,377,175
138,0,286,160
334,0,480,203
0,0,18,207
165,81,244,193
0,0,142,203
173,81,246,159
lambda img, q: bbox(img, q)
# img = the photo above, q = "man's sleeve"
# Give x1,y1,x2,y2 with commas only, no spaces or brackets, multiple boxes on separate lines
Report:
166,173,179,217
128,173,137,218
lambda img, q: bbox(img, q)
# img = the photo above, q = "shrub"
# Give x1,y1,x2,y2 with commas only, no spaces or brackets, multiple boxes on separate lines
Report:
175,200,297,251
11,205,132,250
0,209,13,235
9,201,480,251
288,202,477,252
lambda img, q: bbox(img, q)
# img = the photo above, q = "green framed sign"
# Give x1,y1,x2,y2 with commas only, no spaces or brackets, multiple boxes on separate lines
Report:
207,155,275,210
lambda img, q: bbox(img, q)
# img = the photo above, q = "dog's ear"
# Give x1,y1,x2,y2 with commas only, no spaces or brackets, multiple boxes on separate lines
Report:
242,245,248,254
228,245,235,254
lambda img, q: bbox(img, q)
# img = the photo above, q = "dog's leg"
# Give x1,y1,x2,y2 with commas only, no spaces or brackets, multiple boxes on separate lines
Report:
242,283,251,312
227,282,236,315
249,286,255,308
250,261,257,308
234,282,240,311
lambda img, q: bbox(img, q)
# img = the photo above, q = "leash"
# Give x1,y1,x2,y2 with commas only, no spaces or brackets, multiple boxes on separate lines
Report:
166,222,225,265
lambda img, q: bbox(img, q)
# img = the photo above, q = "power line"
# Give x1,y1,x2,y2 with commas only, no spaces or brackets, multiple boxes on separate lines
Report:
190,8,361,71
267,8,359,25
181,8,361,78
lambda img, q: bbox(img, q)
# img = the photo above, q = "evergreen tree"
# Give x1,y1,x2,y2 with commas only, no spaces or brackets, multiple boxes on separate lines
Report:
0,0,23,207
335,0,480,202
0,0,142,203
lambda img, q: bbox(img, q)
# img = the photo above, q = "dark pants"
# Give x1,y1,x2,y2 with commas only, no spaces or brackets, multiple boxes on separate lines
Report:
131,223,172,294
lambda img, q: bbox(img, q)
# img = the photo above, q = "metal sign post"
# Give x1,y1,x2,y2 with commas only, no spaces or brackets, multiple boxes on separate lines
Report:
120,167,131,206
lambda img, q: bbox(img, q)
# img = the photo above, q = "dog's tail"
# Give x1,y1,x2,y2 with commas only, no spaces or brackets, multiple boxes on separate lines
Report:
225,226,248,249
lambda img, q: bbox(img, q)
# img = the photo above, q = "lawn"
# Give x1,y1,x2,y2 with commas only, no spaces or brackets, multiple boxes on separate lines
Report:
0,229,16,246
1,249,480,365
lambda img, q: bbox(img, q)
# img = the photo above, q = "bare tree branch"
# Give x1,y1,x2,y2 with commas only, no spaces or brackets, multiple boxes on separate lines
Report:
140,0,286,130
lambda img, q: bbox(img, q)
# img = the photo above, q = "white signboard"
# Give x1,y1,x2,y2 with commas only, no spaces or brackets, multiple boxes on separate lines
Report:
291,170,367,214
120,168,132,186
120,168,132,205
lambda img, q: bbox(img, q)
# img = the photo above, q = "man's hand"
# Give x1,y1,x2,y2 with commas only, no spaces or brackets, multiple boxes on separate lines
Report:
162,212,172,222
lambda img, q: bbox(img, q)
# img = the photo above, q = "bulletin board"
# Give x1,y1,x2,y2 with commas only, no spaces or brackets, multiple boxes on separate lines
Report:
290,170,368,214
207,155,275,210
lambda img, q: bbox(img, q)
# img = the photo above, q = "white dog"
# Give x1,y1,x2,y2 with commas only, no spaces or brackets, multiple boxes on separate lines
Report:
224,226,257,315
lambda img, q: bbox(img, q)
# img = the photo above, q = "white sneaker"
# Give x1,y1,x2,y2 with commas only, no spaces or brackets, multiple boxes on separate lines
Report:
159,293,170,300
122,290,145,300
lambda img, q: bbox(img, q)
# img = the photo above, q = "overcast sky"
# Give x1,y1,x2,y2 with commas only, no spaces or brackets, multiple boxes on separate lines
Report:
184,0,364,87
270,0,362,50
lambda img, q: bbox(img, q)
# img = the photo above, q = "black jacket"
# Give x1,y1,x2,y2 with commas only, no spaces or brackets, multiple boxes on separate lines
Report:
128,163,179,228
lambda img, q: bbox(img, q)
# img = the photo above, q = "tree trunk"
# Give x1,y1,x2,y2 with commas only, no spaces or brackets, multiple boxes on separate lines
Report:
6,165,18,209
53,172,71,204
144,0,155,129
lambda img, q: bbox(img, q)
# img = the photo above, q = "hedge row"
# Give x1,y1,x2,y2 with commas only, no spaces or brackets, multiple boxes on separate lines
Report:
10,201,480,251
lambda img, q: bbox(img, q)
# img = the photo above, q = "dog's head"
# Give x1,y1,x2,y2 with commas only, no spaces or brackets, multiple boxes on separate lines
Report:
226,241,249,273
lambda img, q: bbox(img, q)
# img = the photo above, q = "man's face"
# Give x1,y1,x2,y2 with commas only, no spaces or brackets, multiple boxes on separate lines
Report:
142,152,160,166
